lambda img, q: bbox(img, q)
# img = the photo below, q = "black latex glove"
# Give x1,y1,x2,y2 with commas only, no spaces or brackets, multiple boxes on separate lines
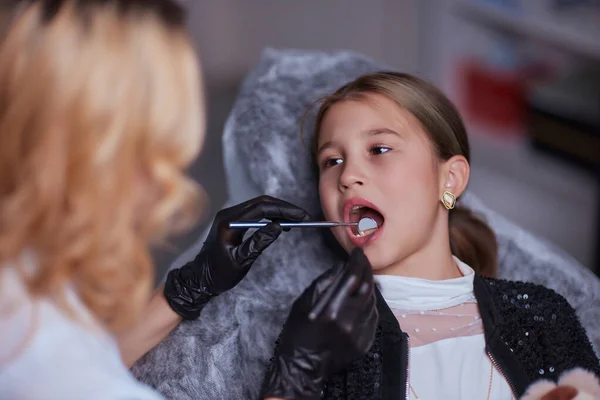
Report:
164,195,309,320
260,247,378,400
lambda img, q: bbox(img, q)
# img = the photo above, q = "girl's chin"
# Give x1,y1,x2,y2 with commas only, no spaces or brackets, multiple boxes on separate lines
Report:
339,240,384,269
360,250,392,271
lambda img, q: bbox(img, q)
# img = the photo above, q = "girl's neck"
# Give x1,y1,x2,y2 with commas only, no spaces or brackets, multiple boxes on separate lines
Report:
373,232,462,280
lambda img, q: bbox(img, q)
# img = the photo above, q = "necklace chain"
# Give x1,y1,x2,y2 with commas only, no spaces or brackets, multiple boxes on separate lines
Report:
408,360,494,400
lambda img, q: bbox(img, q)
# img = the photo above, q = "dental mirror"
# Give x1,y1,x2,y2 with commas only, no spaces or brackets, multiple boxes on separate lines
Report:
357,217,378,236
228,217,379,234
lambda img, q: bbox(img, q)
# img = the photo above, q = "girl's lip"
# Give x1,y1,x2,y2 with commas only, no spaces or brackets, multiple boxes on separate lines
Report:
346,222,384,247
342,197,383,223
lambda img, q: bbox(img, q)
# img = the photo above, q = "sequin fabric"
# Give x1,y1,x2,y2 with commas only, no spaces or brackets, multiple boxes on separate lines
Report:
318,277,600,400
484,278,600,383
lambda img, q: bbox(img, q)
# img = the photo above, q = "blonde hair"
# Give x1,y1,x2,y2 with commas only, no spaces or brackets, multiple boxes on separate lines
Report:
306,72,498,277
0,0,206,332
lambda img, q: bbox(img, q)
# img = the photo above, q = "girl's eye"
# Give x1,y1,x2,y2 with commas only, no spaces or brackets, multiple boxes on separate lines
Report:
322,157,343,169
370,146,391,155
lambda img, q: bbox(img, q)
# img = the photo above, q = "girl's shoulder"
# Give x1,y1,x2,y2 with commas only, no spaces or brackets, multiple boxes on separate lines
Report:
478,277,600,381
479,276,584,342
480,276,574,315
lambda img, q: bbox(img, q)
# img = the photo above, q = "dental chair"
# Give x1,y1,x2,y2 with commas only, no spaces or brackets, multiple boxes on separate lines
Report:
131,48,600,400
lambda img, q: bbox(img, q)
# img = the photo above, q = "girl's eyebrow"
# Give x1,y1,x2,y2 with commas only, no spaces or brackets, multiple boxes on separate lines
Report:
317,128,404,156
317,140,335,157
367,127,404,138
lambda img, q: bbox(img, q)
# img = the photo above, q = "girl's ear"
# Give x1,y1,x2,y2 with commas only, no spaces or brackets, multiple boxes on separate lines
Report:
439,155,470,198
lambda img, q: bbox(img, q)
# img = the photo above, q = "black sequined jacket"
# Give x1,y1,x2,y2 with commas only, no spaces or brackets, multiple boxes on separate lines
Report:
321,276,600,400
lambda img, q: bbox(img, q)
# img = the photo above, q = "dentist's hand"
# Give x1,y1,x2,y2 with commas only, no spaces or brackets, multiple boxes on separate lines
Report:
260,247,378,400
164,195,309,320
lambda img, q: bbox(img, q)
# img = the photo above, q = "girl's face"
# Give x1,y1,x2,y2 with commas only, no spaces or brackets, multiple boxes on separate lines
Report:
317,93,459,274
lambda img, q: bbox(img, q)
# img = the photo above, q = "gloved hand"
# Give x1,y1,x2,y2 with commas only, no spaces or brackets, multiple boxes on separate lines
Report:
260,247,378,400
164,195,309,320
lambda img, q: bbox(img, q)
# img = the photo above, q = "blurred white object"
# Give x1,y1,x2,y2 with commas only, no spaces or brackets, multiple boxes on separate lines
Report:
522,367,600,400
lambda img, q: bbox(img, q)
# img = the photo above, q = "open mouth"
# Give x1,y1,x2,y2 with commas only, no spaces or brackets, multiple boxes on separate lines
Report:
348,205,384,237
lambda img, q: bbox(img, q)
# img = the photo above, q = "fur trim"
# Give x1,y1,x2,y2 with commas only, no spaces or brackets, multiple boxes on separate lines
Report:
522,368,600,400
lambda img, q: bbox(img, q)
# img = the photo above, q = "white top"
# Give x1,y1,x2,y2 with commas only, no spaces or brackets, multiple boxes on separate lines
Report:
374,257,515,400
0,253,164,400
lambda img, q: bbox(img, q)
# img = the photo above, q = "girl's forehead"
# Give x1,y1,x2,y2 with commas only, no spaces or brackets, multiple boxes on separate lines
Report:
317,95,425,143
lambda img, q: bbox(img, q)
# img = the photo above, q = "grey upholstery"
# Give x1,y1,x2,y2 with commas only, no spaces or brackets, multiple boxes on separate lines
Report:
132,48,600,400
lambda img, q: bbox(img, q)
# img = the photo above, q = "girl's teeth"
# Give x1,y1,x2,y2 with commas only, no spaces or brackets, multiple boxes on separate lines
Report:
358,227,377,237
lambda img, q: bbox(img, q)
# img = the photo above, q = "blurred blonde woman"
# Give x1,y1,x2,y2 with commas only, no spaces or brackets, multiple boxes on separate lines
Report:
0,1,365,398
0,0,205,398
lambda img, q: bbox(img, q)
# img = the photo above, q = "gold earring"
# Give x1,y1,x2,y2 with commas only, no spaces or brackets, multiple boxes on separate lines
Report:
441,191,456,210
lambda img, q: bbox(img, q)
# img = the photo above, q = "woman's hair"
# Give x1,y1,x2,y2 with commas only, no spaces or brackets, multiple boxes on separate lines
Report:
306,72,498,277
0,0,206,332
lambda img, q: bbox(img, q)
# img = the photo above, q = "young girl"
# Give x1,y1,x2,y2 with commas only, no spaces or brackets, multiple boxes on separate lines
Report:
262,72,600,400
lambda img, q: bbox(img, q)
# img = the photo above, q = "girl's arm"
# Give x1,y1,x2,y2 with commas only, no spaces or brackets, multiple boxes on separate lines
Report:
117,285,182,368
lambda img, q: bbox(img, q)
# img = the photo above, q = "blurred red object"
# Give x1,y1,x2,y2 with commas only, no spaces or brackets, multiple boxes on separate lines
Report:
459,60,526,138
